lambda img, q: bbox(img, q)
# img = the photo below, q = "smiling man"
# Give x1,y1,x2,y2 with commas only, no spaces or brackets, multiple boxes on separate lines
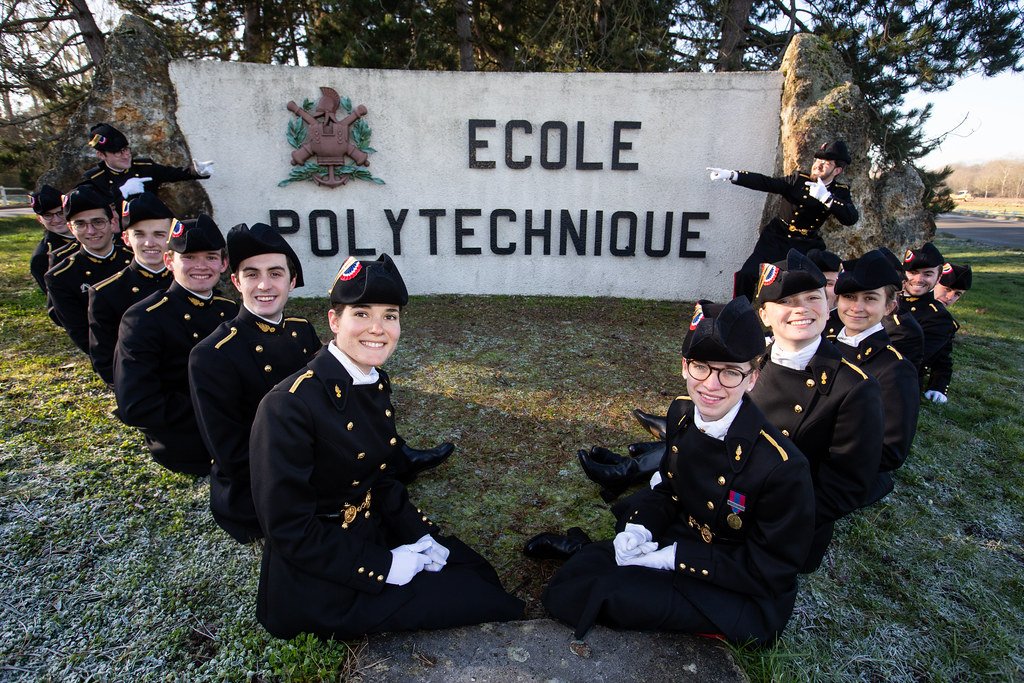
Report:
28,184,76,296
113,215,237,476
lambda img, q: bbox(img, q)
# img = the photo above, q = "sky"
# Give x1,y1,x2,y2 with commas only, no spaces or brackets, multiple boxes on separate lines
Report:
904,71,1024,170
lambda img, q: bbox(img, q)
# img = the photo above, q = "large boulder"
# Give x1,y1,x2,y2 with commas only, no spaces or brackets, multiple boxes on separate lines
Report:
766,34,931,257
40,14,211,217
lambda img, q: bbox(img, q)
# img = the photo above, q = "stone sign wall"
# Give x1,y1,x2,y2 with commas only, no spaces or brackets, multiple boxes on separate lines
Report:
169,61,783,300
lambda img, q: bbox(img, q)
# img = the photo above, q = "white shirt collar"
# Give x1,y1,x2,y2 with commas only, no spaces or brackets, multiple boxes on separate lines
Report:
771,335,822,371
179,284,213,301
243,304,283,326
328,341,379,385
836,322,884,348
693,400,743,441
136,261,166,275
82,245,115,259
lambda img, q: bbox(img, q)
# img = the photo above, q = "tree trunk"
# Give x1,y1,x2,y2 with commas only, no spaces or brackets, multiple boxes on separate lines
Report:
716,0,755,71
456,0,475,71
67,0,105,66
241,0,266,62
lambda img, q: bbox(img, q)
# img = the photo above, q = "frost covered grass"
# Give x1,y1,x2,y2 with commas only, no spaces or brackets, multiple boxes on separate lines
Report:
1,215,1021,681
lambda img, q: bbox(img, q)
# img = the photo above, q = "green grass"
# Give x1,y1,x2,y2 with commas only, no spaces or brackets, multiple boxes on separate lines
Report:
2,215,1022,680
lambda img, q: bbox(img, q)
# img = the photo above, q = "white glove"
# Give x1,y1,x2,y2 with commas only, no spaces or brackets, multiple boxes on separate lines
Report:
618,542,678,571
192,159,215,177
924,390,948,404
119,176,151,199
385,539,432,585
613,523,658,565
806,178,833,205
415,534,450,572
707,167,737,182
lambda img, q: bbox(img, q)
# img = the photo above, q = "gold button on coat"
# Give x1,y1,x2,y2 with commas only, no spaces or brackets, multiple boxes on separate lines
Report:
184,313,191,320
794,404,803,413
347,422,354,431
717,476,726,485
706,501,714,510
805,379,814,387
389,437,398,446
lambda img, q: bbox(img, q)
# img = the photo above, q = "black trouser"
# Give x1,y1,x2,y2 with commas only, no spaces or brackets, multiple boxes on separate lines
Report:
734,221,827,299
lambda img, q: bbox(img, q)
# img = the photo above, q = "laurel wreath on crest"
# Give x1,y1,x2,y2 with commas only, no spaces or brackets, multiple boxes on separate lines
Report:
279,95,385,187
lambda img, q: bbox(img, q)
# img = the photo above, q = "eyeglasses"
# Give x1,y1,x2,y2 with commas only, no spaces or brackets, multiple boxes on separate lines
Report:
41,211,65,221
685,360,754,388
70,218,111,231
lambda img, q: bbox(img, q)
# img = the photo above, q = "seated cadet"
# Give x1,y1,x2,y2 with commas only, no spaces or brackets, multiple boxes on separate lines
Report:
899,243,960,404
829,250,920,506
933,262,972,308
542,297,814,646
88,192,174,387
28,185,76,296
807,248,841,311
876,247,924,369
249,254,523,640
44,186,133,353
113,215,237,476
80,123,213,207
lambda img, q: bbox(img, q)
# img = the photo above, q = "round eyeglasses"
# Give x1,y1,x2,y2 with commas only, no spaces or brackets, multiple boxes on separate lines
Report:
685,360,754,388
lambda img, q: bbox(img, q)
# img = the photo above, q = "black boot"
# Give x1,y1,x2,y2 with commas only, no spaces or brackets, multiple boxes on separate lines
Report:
394,442,454,483
628,440,664,456
577,445,666,500
523,526,592,560
632,409,667,440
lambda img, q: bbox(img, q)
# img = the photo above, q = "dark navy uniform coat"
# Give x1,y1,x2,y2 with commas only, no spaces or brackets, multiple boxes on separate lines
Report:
899,292,959,394
80,158,206,205
113,282,237,475
545,396,814,645
31,231,76,294
189,307,320,543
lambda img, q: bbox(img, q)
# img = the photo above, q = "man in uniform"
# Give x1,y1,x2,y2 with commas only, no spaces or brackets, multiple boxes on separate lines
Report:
44,186,133,353
88,192,175,386
114,215,237,476
933,262,972,307
708,140,859,300
80,123,213,207
28,184,76,295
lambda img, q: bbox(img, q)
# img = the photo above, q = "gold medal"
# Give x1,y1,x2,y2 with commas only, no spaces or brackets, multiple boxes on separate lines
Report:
727,513,743,530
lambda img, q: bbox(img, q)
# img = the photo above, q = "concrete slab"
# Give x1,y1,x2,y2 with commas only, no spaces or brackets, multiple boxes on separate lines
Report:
353,618,748,683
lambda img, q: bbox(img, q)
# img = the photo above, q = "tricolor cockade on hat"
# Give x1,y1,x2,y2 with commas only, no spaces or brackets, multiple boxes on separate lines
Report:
329,254,408,306
939,263,972,291
834,249,903,295
167,214,225,254
122,192,174,229
754,249,827,304
902,242,944,270
30,185,62,215
227,222,304,287
62,186,111,221
681,297,766,362
814,140,852,166
87,123,129,153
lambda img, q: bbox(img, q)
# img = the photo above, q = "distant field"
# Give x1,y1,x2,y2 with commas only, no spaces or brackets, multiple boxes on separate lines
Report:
953,196,1024,215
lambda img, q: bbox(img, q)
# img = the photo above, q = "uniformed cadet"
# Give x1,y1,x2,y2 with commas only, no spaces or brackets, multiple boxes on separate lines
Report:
807,248,842,310
44,186,133,353
749,249,882,572
708,141,859,300
898,243,960,404
828,250,920,506
249,254,524,640
88,192,174,386
113,215,237,476
80,123,212,207
28,185,75,295
542,297,814,646
189,223,320,543
875,247,925,369
934,262,972,308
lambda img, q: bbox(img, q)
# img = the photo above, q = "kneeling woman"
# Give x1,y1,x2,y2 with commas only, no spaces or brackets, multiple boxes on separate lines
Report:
543,298,814,645
250,255,523,640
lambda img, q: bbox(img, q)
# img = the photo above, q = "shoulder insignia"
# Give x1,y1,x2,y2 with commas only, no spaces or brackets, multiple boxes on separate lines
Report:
134,159,154,166
87,168,104,179
886,344,904,361
833,182,850,190
288,370,315,394
891,314,902,326
213,327,238,349
214,296,235,305
50,257,76,277
929,303,938,313
145,296,169,312
676,395,692,401
93,270,125,290
840,357,869,380
759,430,788,462
285,317,309,323
796,171,811,180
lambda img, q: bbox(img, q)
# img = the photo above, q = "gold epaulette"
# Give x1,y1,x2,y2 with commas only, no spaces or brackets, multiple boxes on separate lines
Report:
288,370,314,394
760,429,789,461
886,344,904,361
840,358,869,380
93,270,125,291
929,303,938,313
213,327,238,349
213,296,235,305
284,317,308,323
87,168,104,179
676,395,692,401
50,255,77,277
145,296,169,312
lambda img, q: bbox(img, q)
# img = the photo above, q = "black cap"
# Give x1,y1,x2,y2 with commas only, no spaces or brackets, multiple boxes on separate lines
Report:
122,192,174,229
227,222,304,287
939,263,972,290
87,123,129,152
30,185,62,215
902,242,944,270
834,249,903,295
329,254,408,306
167,214,225,254
807,248,842,274
754,249,827,304
814,140,852,166
62,186,112,220
682,297,766,362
